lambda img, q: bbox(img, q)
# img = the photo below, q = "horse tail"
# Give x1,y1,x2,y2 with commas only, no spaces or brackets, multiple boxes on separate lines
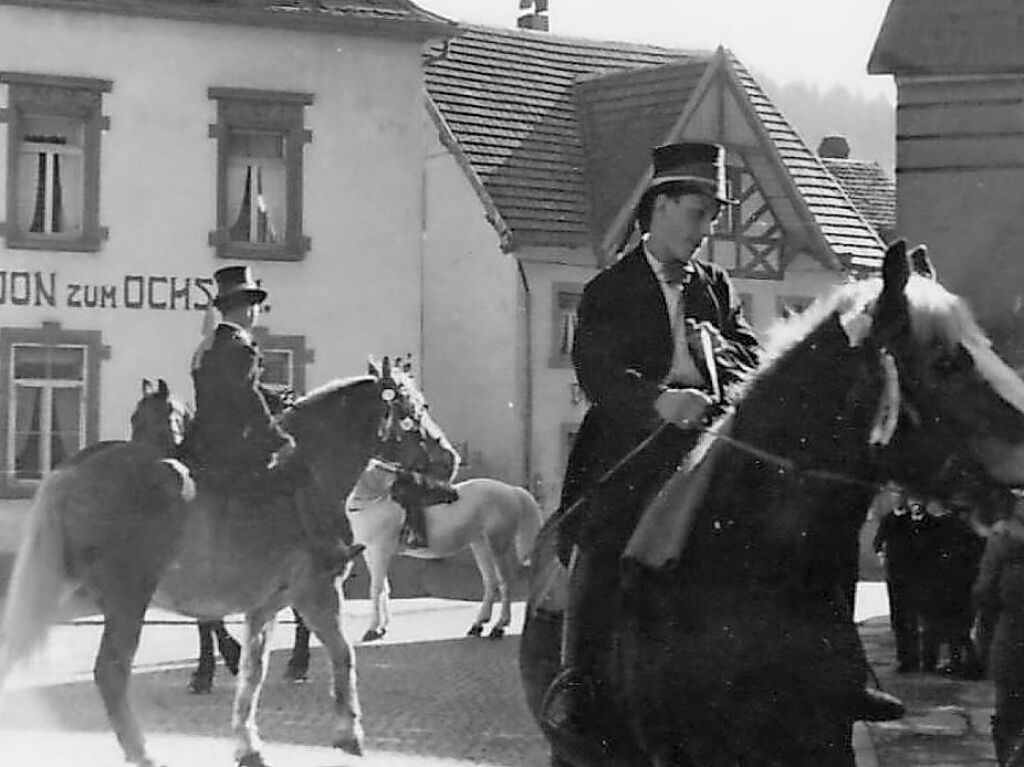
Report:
513,487,543,566
0,471,74,682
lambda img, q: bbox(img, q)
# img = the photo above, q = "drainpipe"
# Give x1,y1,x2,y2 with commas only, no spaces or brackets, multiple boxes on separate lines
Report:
515,256,533,488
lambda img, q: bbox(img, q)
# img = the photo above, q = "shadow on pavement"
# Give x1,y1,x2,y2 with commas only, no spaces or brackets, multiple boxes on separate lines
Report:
0,635,549,766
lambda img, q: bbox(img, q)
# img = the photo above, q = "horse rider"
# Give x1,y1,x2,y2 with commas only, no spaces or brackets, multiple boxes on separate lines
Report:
183,265,363,576
389,374,462,548
541,141,903,744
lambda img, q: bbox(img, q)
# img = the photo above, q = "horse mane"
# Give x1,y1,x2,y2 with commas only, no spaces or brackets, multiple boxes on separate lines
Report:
290,375,376,413
760,272,992,369
680,271,1002,470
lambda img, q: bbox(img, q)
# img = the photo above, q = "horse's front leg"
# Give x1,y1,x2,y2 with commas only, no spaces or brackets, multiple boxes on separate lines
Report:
95,591,161,767
232,606,279,767
489,544,516,639
189,620,217,694
362,542,396,641
283,609,311,682
214,619,242,676
467,539,499,637
293,578,364,756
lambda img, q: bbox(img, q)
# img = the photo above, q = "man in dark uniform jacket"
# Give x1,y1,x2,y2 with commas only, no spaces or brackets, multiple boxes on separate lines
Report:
185,265,362,575
874,493,930,672
542,141,902,742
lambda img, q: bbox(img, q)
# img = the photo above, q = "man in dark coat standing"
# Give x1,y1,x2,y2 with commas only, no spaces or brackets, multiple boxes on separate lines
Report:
185,265,362,575
542,141,903,743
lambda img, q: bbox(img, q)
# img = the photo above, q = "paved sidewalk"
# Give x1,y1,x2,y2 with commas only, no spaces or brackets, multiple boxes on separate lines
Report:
859,609,998,766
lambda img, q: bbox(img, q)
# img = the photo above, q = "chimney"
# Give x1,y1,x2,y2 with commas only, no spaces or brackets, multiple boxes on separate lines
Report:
517,0,549,31
818,135,851,159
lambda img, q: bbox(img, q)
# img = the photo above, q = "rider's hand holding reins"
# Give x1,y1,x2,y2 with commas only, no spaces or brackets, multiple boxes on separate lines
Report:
655,387,714,430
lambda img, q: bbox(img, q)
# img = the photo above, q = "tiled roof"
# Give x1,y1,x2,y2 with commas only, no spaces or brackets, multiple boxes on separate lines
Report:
425,25,707,247
0,0,452,34
575,61,710,243
268,0,446,23
724,54,884,270
820,158,896,239
426,25,884,270
869,0,1024,75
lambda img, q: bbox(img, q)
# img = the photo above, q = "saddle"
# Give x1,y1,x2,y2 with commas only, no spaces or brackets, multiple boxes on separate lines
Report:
391,470,459,548
391,470,459,509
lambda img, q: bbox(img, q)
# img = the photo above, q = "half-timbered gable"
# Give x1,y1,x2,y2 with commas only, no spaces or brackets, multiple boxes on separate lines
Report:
423,25,885,508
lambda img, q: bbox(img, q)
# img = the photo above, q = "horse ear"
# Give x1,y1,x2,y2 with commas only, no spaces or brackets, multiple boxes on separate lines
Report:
142,378,154,396
367,355,380,377
874,239,911,338
909,245,935,280
382,355,392,378
157,378,169,396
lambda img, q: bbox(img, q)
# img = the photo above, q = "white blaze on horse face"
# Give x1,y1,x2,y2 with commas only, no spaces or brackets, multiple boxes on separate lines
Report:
869,352,900,447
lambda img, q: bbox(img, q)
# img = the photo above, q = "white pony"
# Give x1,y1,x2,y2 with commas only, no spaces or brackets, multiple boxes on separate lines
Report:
346,463,543,640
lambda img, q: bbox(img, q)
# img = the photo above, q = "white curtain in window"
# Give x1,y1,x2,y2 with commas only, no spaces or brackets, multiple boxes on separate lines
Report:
227,131,286,244
18,115,85,235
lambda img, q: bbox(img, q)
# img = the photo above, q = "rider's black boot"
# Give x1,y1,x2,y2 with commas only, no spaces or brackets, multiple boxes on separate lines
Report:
540,548,612,742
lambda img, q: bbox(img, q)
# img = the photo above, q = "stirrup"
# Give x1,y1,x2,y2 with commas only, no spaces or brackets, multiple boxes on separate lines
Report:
540,668,595,731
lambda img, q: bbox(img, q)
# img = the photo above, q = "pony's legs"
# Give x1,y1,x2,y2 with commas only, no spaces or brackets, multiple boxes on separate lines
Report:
94,593,160,767
467,539,500,637
231,606,279,767
292,581,364,755
189,621,217,694
362,543,396,642
488,539,517,639
214,620,242,675
283,609,311,682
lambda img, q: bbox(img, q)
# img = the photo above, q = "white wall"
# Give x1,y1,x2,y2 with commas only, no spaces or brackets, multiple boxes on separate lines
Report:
0,5,427,439
422,122,524,484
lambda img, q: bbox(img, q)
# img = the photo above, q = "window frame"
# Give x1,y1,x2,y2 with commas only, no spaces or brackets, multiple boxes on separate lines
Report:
0,72,110,252
251,328,313,395
208,87,313,262
0,322,109,498
550,282,583,369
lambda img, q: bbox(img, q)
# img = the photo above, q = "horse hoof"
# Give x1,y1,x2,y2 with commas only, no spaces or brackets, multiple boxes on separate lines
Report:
334,736,364,757
236,753,269,767
361,628,385,642
188,673,213,694
488,627,505,640
283,662,309,683
467,624,484,637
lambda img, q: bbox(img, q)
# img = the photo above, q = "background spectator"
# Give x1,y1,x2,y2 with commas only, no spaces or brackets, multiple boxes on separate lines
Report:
974,501,1024,765
919,499,984,679
874,493,933,673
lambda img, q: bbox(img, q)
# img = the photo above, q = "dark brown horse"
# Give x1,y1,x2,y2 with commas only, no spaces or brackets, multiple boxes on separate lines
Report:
0,358,435,767
521,241,1024,766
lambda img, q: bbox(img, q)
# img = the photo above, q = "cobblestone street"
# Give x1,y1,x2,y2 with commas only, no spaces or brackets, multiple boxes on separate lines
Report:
0,587,1008,766
0,600,546,767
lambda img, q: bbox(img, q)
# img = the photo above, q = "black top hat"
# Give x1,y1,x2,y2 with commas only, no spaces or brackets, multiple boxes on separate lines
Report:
212,265,267,310
640,141,736,207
